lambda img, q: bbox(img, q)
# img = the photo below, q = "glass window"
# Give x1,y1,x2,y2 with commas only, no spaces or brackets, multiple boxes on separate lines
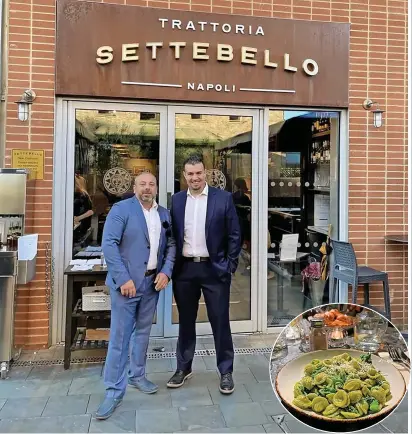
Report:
72,109,160,259
267,110,339,327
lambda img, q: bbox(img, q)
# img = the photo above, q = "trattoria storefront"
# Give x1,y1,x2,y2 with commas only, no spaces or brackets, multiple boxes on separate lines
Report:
52,1,350,344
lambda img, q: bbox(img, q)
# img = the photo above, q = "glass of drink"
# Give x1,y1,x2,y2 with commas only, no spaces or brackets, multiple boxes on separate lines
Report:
354,311,381,353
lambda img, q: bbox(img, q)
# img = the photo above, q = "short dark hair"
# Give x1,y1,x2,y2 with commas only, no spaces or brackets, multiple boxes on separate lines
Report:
183,154,205,170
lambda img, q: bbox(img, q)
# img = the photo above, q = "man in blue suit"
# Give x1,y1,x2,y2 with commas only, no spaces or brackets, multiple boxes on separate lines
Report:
167,154,241,394
96,172,175,420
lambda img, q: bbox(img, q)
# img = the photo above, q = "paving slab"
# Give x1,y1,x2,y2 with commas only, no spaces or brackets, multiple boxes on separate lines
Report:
0,399,5,411
136,408,181,433
220,402,270,427
171,356,209,372
89,410,136,433
4,367,32,381
231,368,259,385
0,414,91,433
68,376,105,395
27,366,74,381
208,383,252,405
259,400,286,416
181,370,220,388
381,410,409,434
42,395,89,417
170,386,213,408
178,405,225,431
0,379,71,399
263,423,285,433
245,381,277,402
87,389,172,414
174,426,266,433
147,372,175,385
249,363,271,382
145,359,173,374
0,397,48,419
201,356,219,370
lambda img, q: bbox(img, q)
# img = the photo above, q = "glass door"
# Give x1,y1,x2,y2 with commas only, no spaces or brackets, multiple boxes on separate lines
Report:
63,102,168,337
263,109,340,328
163,106,260,337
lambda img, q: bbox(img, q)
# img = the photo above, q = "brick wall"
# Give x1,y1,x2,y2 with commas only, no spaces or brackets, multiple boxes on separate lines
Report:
4,0,408,348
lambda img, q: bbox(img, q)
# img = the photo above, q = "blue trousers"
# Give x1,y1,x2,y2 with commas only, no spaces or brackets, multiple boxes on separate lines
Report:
104,275,158,399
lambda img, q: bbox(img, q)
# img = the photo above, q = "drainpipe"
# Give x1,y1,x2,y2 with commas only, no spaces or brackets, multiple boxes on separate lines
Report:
0,0,8,167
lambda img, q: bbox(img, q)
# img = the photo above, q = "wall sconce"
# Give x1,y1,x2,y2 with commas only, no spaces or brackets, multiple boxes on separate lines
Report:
363,99,385,128
15,89,36,122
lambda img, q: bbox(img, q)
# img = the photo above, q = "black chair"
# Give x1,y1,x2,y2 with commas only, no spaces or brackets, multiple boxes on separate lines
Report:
331,240,391,320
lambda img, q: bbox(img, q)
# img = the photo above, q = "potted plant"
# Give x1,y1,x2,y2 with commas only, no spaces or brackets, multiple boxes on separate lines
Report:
301,261,324,307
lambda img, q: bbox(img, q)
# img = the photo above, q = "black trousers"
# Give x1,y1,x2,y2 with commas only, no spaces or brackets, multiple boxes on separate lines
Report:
173,261,234,375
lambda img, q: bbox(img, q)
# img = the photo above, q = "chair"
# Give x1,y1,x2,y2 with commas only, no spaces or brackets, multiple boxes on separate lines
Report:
330,240,391,320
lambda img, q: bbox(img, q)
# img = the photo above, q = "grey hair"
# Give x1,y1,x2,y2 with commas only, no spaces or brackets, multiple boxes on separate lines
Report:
183,154,205,170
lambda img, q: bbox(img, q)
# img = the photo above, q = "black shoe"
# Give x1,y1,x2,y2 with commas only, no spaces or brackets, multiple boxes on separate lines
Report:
219,372,235,394
166,370,192,388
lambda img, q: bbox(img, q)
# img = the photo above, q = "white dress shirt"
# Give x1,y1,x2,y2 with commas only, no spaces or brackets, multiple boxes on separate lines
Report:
183,184,210,258
140,200,161,270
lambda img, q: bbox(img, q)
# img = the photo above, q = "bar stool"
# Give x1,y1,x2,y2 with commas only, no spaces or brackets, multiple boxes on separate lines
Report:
330,240,391,320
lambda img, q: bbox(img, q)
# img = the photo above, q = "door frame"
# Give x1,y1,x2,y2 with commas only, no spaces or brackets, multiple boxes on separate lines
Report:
163,105,261,337
53,100,169,343
53,98,348,345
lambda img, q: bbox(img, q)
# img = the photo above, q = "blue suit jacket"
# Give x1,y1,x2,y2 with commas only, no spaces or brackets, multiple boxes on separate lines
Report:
102,196,176,291
170,186,241,282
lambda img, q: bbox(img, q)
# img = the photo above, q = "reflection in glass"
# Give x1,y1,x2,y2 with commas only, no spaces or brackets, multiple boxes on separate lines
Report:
73,110,160,257
267,111,339,327
172,114,253,324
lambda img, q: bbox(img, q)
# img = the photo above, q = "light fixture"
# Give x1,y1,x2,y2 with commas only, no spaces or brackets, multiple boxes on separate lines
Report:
15,89,36,122
362,99,385,128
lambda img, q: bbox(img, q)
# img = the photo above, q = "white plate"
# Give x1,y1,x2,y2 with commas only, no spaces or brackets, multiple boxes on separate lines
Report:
275,349,407,424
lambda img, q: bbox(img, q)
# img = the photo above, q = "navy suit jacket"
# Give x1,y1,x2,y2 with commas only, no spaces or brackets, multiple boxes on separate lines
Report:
102,196,176,292
170,186,241,282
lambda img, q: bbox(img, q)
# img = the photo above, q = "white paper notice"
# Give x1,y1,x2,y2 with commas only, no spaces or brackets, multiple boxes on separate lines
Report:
18,234,38,260
280,234,299,262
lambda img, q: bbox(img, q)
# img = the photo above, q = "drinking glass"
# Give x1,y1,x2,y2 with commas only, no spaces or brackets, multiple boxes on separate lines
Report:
327,327,348,348
354,311,382,353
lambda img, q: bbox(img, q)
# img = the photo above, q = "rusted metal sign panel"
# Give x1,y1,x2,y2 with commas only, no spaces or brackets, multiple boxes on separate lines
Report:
56,1,350,107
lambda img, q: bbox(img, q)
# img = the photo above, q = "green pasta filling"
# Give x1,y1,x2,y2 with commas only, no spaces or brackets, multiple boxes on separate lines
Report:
291,353,391,419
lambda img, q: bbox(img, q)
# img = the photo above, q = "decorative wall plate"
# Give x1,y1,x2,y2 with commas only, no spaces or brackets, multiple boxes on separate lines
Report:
206,169,226,190
103,167,132,195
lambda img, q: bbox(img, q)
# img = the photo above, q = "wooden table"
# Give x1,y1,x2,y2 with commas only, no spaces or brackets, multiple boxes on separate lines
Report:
64,265,108,370
385,234,408,244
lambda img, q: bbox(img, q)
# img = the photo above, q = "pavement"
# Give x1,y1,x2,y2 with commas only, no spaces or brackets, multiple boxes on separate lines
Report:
0,334,408,433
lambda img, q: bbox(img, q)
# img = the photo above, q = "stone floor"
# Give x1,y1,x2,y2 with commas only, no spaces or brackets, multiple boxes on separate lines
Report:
0,334,408,433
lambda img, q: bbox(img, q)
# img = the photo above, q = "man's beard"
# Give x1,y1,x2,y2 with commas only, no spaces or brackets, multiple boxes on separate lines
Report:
140,194,153,202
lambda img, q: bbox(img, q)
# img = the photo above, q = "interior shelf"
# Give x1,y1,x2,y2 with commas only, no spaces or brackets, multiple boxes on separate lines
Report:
71,327,109,351
312,130,331,138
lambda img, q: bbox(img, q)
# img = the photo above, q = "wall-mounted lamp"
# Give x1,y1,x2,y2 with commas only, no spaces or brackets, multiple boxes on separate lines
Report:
15,89,36,122
363,99,385,128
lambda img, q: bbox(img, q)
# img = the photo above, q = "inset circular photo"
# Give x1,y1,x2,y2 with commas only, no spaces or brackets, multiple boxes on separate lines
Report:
269,303,409,432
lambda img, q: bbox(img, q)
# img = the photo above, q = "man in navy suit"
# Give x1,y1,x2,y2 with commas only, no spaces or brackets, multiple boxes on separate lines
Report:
167,154,241,394
96,173,175,420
